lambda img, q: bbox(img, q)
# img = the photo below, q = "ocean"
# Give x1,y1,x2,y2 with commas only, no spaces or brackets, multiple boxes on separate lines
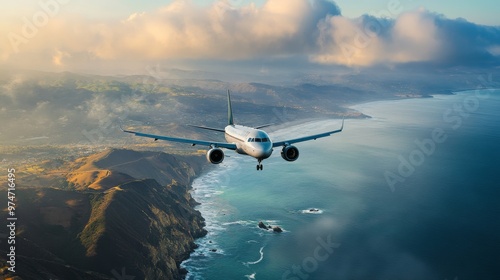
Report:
181,89,500,280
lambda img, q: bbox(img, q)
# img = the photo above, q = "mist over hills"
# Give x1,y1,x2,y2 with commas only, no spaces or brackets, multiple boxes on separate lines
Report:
1,66,497,147
0,149,206,279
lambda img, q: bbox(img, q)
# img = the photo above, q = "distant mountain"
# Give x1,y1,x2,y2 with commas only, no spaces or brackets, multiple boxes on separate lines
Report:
0,149,207,280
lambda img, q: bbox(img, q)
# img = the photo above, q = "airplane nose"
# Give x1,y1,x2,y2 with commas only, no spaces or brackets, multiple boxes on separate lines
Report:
254,146,273,159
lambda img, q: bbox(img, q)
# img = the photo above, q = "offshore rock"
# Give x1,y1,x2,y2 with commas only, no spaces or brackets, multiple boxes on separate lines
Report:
258,221,268,230
273,226,283,233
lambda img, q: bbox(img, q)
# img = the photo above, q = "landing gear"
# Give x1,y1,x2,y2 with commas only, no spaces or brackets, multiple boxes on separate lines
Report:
256,159,263,171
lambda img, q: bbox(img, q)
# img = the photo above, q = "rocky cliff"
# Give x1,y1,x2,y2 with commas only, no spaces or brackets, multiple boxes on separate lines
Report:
0,149,207,279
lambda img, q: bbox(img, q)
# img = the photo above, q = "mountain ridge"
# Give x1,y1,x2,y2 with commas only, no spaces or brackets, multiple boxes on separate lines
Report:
0,148,207,279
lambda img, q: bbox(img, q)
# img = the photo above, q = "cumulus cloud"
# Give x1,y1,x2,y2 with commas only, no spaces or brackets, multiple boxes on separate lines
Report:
0,0,499,70
313,8,500,66
89,0,340,60
0,0,339,69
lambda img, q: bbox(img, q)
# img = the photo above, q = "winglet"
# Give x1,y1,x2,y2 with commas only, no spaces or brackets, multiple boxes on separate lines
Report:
120,124,135,134
227,89,234,125
340,117,345,131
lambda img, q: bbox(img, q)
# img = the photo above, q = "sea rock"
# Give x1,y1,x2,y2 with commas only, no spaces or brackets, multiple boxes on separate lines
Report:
258,221,268,229
258,221,283,233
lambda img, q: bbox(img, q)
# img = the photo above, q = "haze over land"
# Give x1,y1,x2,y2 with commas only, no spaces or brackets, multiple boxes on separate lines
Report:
0,66,498,150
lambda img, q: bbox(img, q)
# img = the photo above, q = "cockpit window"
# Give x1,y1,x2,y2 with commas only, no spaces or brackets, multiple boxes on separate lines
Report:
248,137,270,143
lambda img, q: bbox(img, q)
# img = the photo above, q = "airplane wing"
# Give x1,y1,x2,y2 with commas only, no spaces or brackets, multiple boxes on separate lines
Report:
122,128,238,150
272,118,344,148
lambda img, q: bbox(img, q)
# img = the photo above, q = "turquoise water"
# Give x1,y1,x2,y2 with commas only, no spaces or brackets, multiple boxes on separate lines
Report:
182,90,500,280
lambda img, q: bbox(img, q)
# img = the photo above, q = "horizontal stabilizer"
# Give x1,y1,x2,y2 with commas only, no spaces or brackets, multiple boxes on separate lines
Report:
254,123,274,129
188,124,225,133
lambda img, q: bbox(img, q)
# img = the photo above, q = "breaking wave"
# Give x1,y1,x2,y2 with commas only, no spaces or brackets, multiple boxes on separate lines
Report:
243,246,265,266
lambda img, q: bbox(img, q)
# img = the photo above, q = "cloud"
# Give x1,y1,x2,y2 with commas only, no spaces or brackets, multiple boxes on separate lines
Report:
313,8,500,66
0,0,339,69
52,49,71,66
91,0,340,60
0,0,499,71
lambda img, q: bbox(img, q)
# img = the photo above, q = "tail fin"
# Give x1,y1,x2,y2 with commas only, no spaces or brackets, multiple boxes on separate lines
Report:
227,89,234,125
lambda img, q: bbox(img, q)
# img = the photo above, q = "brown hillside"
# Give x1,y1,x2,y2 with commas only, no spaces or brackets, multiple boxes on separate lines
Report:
67,149,200,191
0,149,206,280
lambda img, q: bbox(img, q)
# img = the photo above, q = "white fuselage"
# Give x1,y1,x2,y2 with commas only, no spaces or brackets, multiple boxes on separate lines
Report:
225,125,273,160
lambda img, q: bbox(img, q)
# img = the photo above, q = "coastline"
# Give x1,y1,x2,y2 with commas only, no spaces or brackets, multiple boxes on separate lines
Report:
0,149,209,280
346,87,494,118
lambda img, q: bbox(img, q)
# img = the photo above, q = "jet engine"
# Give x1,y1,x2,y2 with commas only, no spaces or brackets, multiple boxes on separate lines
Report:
207,148,224,164
281,145,299,162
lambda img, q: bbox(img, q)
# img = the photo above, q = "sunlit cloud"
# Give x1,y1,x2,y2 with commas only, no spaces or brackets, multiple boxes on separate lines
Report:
0,0,499,72
52,49,71,66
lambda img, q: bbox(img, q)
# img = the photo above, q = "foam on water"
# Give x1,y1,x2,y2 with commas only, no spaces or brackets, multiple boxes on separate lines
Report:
243,246,265,266
244,272,257,280
182,161,238,279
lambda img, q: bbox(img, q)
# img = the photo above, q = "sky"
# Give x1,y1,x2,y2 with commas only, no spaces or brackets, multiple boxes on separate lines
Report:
336,0,500,25
1,0,499,74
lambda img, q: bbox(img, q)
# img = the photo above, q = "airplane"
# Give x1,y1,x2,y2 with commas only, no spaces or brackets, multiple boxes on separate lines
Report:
122,90,344,170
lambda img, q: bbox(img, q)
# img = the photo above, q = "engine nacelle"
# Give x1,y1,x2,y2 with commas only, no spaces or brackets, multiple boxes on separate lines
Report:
206,148,224,164
281,145,299,162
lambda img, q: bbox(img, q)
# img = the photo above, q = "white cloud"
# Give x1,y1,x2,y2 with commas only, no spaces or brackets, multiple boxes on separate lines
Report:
0,0,498,71
312,9,444,66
